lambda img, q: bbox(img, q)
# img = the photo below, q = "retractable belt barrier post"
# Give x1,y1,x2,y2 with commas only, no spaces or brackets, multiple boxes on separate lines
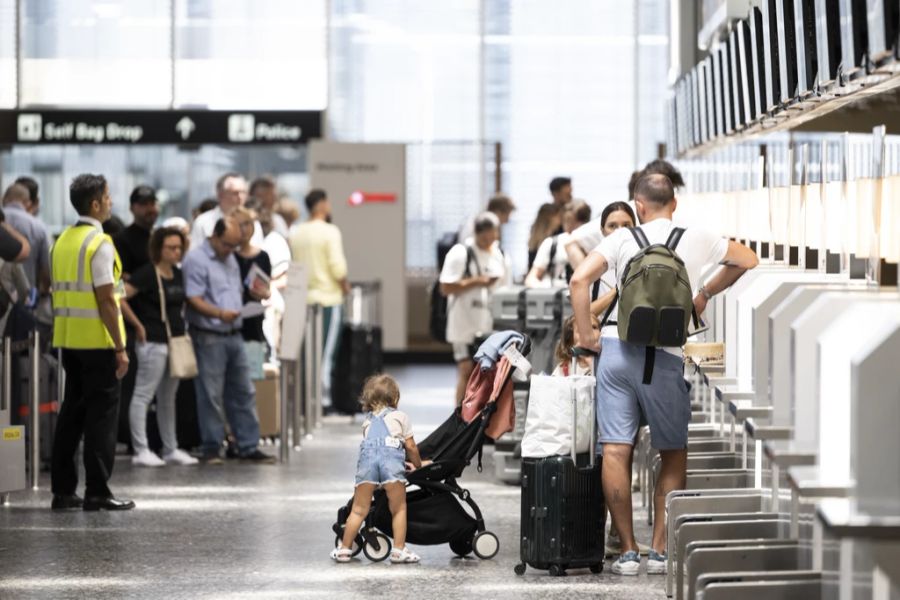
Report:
279,360,291,462
292,357,303,448
1,337,10,505
28,331,40,490
0,336,26,503
276,263,310,463
313,306,323,429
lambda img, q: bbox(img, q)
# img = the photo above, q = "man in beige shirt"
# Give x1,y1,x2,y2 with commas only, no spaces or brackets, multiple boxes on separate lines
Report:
289,189,349,410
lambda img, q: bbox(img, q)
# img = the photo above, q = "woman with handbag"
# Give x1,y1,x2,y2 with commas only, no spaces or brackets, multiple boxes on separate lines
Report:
122,226,198,467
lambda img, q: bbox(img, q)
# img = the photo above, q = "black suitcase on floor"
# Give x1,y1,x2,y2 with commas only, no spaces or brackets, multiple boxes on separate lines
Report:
331,324,383,414
515,355,605,577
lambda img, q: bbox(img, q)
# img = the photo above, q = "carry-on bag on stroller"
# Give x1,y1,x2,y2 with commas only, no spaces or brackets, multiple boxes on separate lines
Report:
515,348,605,576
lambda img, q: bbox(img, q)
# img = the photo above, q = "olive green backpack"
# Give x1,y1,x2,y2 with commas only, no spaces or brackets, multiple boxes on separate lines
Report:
601,226,698,384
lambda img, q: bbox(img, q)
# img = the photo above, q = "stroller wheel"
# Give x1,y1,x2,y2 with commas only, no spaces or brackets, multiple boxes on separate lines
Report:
334,535,362,557
472,531,499,560
363,532,392,562
449,537,473,557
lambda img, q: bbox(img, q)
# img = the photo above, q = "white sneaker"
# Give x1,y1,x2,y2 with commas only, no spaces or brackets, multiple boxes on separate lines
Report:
611,551,641,576
132,450,166,467
646,550,667,574
163,449,199,466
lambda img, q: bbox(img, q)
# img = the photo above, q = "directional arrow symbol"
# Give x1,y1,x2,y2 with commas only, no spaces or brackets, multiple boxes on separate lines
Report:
175,116,195,141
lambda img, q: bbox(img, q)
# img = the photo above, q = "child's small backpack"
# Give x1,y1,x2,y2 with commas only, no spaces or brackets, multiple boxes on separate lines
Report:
601,226,697,384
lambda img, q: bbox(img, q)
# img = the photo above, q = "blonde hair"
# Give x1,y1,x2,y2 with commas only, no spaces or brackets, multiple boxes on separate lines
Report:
231,205,257,222
528,203,563,251
359,374,400,413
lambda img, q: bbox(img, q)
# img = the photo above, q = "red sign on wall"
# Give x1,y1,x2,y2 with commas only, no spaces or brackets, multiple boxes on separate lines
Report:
348,190,397,206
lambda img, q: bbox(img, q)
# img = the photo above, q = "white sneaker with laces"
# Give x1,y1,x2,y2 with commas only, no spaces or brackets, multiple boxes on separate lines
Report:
611,551,641,576
132,450,166,467
646,549,667,574
163,449,199,466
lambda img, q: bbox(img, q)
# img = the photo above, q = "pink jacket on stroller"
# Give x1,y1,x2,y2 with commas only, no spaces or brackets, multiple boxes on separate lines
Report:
460,357,515,440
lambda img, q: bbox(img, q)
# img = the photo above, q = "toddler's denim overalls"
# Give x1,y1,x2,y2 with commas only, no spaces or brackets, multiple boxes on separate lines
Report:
355,408,406,487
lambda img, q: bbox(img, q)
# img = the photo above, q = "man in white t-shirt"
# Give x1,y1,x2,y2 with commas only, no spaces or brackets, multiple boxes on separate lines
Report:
440,212,508,405
190,173,264,249
570,174,758,576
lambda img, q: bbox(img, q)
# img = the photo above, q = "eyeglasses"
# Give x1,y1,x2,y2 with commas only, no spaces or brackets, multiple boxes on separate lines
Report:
162,244,183,251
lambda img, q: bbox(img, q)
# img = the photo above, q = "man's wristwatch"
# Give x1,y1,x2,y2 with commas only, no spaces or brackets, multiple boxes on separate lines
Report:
698,285,713,301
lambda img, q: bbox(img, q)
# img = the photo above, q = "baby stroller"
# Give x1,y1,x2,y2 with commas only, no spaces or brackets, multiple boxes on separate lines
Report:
331,333,531,562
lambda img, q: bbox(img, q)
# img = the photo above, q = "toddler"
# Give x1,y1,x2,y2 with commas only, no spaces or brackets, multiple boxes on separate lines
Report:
552,315,600,376
331,374,424,564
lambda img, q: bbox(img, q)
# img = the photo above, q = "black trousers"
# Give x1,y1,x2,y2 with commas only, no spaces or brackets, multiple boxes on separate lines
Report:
51,349,121,498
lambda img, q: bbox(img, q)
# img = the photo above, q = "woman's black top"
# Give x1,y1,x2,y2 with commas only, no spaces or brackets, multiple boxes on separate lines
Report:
235,250,272,342
129,264,186,343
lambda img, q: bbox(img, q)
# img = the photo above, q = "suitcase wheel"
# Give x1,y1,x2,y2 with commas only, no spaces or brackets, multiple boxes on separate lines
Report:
514,563,526,576
590,563,603,574
548,564,565,577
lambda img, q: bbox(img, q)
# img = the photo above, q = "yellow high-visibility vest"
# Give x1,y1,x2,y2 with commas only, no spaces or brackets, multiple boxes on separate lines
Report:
51,223,126,350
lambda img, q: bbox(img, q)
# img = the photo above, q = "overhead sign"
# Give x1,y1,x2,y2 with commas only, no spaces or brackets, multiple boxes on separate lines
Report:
0,109,321,145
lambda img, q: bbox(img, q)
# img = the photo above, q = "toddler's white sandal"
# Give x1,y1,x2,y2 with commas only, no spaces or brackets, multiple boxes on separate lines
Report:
390,546,420,564
330,546,353,563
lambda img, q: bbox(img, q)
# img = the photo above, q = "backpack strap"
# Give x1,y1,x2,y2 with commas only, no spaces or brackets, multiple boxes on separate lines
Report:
629,226,650,249
665,227,685,251
662,227,700,328
548,235,558,273
643,347,655,385
463,244,481,278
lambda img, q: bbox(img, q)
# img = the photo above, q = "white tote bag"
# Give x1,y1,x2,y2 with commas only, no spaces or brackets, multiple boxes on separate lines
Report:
520,373,596,458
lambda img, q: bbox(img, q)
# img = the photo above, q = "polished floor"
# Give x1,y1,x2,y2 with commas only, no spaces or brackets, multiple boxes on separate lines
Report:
0,365,665,600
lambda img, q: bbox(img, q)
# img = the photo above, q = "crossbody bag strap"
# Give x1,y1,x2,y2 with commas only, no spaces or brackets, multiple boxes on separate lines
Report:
155,267,173,341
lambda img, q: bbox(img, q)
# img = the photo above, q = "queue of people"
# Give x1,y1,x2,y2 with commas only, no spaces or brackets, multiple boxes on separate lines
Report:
0,167,355,511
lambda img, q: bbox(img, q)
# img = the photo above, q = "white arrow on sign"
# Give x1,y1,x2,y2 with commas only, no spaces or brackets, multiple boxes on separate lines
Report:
175,116,196,141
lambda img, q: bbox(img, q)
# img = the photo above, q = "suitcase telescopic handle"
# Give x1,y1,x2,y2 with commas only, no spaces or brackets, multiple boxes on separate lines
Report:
569,347,598,468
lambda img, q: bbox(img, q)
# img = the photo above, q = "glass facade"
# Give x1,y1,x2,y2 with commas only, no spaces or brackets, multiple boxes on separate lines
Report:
0,0,671,275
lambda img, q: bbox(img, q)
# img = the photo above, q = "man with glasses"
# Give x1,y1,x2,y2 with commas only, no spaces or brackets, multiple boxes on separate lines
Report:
182,217,274,464
190,173,264,249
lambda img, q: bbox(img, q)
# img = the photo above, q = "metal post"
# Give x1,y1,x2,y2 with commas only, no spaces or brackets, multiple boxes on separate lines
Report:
29,331,40,490
1,337,9,506
870,125,887,284
303,306,315,439
278,360,290,463
3,338,10,414
292,356,303,448
314,305,324,428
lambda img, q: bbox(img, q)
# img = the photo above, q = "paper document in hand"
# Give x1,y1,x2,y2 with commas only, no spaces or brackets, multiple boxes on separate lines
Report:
240,302,266,318
245,263,271,290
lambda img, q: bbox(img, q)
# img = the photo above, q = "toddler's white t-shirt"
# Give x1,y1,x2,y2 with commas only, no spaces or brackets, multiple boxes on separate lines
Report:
363,409,413,440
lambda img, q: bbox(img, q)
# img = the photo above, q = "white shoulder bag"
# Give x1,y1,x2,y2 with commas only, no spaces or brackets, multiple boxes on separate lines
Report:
156,268,198,379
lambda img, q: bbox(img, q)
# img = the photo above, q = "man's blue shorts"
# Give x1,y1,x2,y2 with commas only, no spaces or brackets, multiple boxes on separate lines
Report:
596,338,692,450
